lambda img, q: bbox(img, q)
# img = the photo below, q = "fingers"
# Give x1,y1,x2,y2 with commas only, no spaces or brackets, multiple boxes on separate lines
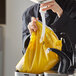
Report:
31,17,39,21
28,17,38,34
31,17,38,30
28,21,37,32
40,1,54,8
31,17,37,21
36,17,39,20
40,0,55,11
42,4,54,11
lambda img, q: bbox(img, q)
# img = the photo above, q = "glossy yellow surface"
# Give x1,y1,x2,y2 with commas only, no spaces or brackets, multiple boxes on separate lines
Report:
16,21,62,74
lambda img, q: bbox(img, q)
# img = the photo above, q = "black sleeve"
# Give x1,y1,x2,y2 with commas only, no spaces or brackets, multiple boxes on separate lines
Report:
22,4,38,54
52,1,76,47
22,10,31,54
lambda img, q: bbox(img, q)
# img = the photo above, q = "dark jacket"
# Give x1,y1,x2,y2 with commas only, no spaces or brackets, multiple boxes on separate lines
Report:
22,0,76,54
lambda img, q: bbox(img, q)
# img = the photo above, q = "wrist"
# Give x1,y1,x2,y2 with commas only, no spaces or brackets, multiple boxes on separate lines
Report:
57,9,63,18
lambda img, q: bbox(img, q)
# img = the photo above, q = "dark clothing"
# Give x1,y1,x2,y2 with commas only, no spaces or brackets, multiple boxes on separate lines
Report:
22,0,76,54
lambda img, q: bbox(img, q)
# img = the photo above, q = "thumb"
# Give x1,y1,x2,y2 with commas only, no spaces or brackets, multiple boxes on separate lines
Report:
31,17,36,21
36,17,39,20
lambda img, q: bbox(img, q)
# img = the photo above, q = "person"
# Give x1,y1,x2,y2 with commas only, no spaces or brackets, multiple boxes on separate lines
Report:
22,0,76,54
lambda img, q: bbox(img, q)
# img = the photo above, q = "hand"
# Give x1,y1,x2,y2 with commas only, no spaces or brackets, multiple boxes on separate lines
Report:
28,17,38,34
40,0,63,17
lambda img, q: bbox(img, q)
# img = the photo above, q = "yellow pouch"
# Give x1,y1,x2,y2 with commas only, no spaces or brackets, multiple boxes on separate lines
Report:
16,21,62,74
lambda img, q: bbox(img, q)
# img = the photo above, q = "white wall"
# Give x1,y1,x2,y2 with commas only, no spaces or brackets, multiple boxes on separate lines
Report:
0,26,4,76
4,0,34,76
